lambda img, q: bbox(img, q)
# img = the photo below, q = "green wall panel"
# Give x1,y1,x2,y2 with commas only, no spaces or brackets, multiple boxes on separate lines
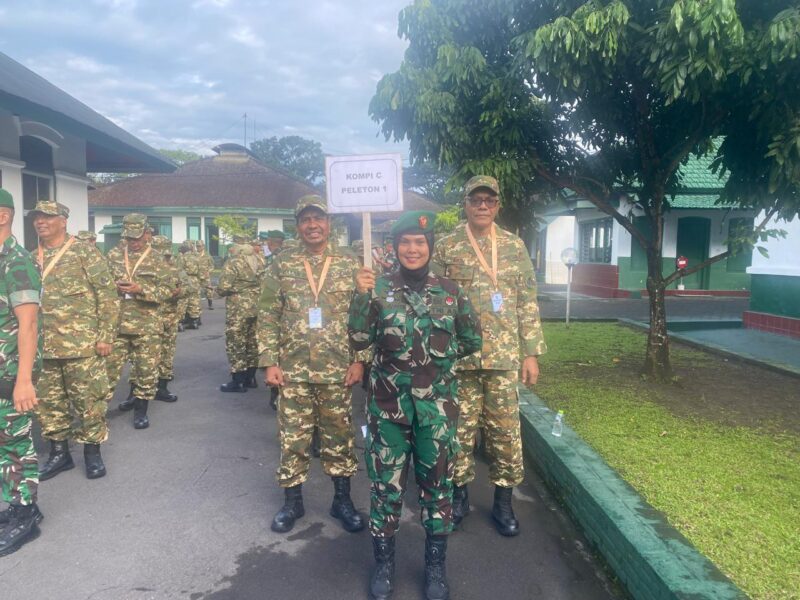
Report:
618,256,750,292
750,274,800,318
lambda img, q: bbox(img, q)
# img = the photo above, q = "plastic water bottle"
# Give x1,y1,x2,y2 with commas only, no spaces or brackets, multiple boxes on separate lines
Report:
551,410,564,437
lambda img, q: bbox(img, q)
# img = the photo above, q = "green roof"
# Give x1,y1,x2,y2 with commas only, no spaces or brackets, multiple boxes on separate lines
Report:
676,151,728,191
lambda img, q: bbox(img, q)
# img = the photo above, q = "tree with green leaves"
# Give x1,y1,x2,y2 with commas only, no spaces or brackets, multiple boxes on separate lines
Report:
370,0,800,379
158,148,202,166
213,215,256,246
249,135,325,185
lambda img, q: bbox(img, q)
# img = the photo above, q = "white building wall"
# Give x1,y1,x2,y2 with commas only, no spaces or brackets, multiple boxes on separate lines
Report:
544,216,576,284
257,216,286,234
55,172,89,233
171,216,187,244
94,214,113,244
0,158,25,241
748,213,800,277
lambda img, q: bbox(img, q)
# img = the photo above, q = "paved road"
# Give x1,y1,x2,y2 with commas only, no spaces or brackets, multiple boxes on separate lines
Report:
6,304,623,600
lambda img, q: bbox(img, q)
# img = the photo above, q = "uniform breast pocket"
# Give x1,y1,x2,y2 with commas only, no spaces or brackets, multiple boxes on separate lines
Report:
429,315,455,358
280,277,305,313
326,280,353,314
446,264,474,288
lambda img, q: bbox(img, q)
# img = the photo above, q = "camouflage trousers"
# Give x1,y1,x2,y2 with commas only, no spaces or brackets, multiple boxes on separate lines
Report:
159,311,180,380
36,356,109,444
366,414,456,538
0,398,37,505
225,312,257,373
106,332,161,402
454,370,523,488
177,297,189,323
186,290,201,319
277,383,358,487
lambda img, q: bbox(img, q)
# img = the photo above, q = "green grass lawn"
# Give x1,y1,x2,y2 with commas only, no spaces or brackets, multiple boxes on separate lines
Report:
535,323,800,600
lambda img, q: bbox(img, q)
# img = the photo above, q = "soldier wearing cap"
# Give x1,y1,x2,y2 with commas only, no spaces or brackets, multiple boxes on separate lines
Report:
217,238,263,392
432,175,547,538
258,194,367,534
0,188,44,556
105,214,171,429
193,240,215,310
28,200,119,481
176,240,203,328
349,211,482,600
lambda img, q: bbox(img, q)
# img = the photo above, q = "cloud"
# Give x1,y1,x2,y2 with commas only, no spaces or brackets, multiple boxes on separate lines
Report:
0,0,410,159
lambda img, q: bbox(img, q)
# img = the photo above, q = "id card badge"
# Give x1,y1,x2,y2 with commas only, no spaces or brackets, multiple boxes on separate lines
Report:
308,307,323,329
491,291,504,313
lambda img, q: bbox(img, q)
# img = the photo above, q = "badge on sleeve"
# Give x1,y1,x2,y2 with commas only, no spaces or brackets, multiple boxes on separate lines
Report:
308,307,323,329
491,291,504,313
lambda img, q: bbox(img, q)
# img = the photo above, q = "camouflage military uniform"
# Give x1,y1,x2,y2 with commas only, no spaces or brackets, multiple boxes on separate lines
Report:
258,243,364,487
349,271,482,537
153,237,187,381
176,244,202,321
0,235,42,507
105,237,171,404
195,241,214,301
433,222,546,489
35,234,119,445
217,244,263,374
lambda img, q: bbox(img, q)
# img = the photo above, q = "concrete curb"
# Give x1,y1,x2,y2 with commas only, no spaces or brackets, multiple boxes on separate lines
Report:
518,387,749,600
618,318,800,378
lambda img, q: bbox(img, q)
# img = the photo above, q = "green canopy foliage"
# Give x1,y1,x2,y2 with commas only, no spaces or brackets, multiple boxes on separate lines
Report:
249,135,325,185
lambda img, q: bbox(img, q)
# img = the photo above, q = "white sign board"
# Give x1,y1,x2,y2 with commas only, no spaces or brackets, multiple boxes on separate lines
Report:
325,153,404,214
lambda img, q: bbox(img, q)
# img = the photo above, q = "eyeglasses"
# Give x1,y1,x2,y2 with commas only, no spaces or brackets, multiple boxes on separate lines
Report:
466,196,499,208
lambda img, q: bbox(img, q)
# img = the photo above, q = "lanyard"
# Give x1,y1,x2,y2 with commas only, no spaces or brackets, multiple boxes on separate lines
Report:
465,223,498,289
124,245,152,281
303,256,332,307
38,237,75,282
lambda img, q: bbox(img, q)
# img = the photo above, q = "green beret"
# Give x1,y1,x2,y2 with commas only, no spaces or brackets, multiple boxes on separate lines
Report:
295,194,327,218
258,231,269,240
390,211,436,237
268,230,286,240
464,175,500,196
0,188,13,210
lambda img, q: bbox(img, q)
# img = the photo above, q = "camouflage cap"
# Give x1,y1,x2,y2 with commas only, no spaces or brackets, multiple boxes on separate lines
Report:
295,194,327,218
122,213,148,239
232,234,250,244
151,235,171,251
464,175,500,196
0,188,13,210
26,199,70,218
390,210,436,237
76,230,97,241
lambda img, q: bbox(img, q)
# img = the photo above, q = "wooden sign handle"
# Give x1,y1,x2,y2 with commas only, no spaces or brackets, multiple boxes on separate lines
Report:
362,213,372,269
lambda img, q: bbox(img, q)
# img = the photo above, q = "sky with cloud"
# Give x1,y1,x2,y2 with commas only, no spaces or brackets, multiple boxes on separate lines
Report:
0,0,411,159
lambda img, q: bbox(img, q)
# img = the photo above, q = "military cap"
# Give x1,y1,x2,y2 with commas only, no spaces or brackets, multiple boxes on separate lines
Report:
258,231,269,240
122,213,149,239
464,175,500,196
26,199,70,218
0,188,13,210
232,234,250,244
151,235,171,251
76,230,97,241
268,230,286,240
295,194,327,218
390,210,436,237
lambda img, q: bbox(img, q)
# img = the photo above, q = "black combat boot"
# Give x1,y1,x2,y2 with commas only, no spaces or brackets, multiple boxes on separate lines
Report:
310,426,321,458
155,378,178,402
369,535,395,600
185,317,198,330
245,367,258,389
491,486,520,537
451,484,470,527
330,476,365,532
0,502,42,526
269,387,279,410
38,440,74,481
119,383,136,411
133,397,150,429
220,372,247,393
196,317,202,327
0,504,43,556
83,443,106,479
271,484,304,533
424,532,450,600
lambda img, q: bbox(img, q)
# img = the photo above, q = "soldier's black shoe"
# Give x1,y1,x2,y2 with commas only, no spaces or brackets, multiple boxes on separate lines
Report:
83,443,106,479
155,378,178,402
196,317,202,327
133,398,150,429
0,504,42,557
369,535,395,600
245,367,258,388
269,387,279,410
330,476,365,532
491,486,520,537
452,484,470,527
311,426,321,458
207,298,214,309
0,503,43,526
185,318,198,330
271,484,304,533
119,384,136,411
220,372,247,393
424,533,449,600
39,440,74,481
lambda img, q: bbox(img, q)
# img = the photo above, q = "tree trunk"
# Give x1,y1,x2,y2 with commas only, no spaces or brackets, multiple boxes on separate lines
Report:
643,250,672,380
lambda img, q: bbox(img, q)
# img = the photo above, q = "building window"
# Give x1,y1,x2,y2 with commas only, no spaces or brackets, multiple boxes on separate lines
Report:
579,218,613,263
22,173,52,250
187,217,201,240
282,219,296,238
727,218,754,273
148,216,172,239
89,215,95,233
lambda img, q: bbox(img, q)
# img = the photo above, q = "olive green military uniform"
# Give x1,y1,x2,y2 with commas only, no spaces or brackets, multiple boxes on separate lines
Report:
433,210,546,490
176,242,202,321
34,208,119,445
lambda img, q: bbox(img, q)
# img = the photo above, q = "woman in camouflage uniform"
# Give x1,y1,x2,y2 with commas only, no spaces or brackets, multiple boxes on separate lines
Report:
349,211,482,600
